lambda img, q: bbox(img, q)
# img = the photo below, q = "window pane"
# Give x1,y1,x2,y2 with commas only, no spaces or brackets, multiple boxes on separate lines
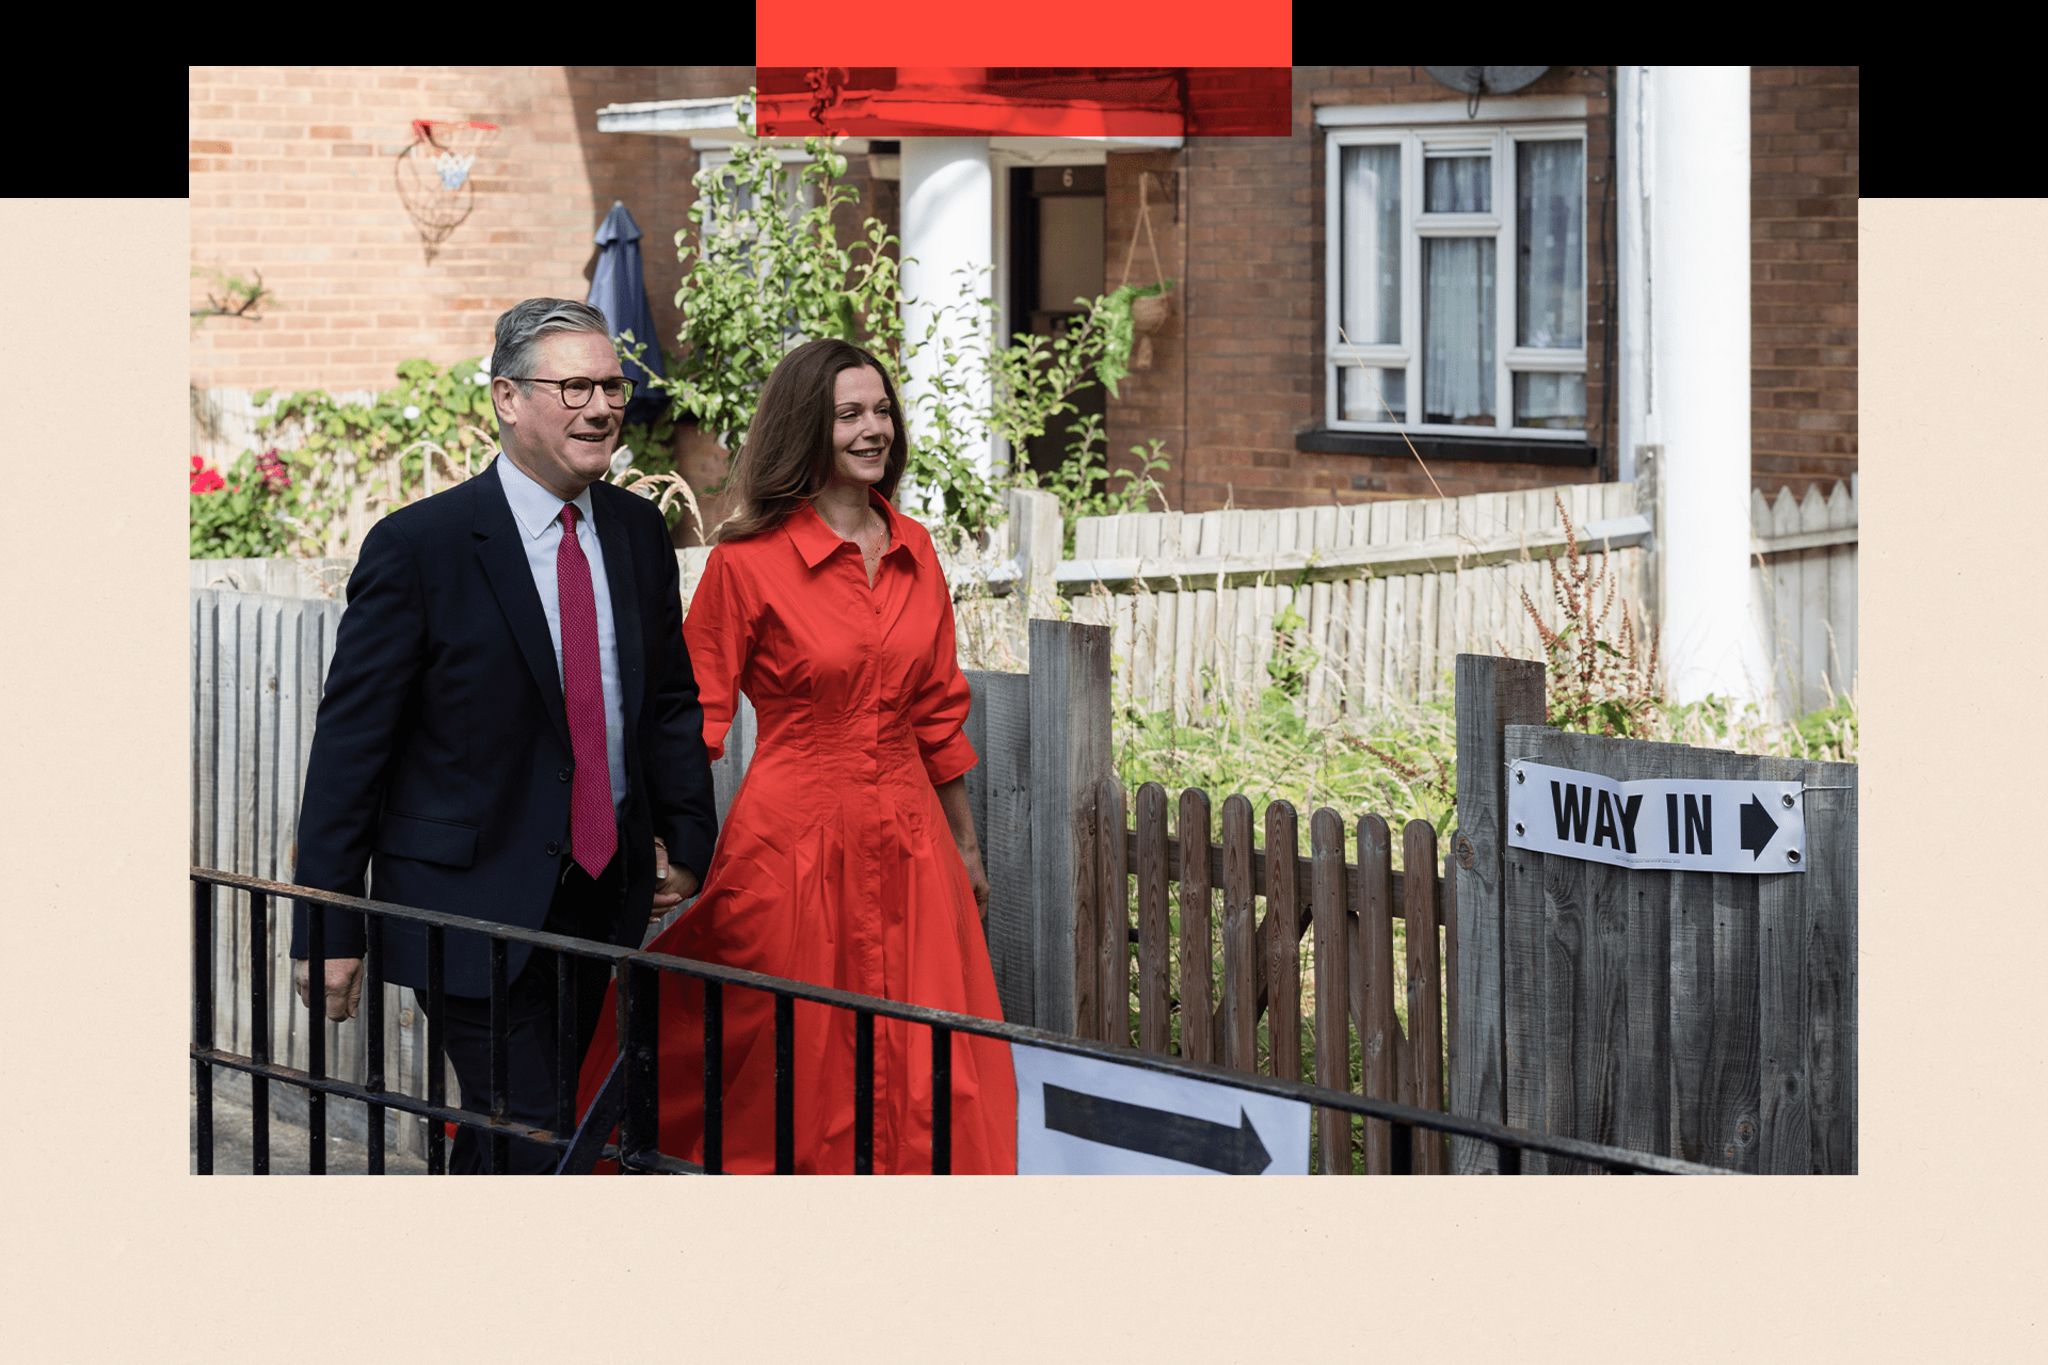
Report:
1339,145,1400,347
1340,365,1406,423
1424,155,1491,213
1422,238,1495,425
1516,141,1584,348
1513,372,1585,429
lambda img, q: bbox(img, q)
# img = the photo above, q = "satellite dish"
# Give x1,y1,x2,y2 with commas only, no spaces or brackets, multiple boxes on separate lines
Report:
1423,67,1550,96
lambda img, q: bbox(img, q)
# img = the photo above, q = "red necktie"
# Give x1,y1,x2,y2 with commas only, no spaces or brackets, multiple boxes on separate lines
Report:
557,505,616,877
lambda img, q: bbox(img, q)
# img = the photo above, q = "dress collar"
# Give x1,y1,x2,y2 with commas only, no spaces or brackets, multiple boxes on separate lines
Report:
782,489,929,571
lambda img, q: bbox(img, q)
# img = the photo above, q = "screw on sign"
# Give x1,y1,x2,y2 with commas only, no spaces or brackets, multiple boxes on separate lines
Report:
1507,761,1809,876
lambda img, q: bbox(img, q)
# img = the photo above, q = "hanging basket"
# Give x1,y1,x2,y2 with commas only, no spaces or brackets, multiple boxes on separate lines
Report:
1131,287,1173,334
1118,172,1175,369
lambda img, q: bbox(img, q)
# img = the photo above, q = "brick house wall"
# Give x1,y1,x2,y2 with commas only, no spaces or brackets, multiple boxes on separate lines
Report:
1105,65,1857,513
1106,65,1617,515
1752,66,1858,500
189,65,755,393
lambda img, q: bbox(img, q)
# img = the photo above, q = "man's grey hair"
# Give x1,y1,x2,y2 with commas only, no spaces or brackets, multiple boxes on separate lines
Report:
489,298,613,387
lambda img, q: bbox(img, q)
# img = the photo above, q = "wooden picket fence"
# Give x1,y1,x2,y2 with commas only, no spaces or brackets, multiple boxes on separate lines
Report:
1076,777,1456,1174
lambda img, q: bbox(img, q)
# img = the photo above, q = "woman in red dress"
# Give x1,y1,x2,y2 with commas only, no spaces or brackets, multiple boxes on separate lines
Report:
574,338,1018,1173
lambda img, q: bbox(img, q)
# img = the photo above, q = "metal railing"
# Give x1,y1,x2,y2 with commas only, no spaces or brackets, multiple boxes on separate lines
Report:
191,868,1729,1176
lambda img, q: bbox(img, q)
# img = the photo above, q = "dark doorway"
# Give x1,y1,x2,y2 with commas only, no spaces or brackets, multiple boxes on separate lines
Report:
1008,164,1106,480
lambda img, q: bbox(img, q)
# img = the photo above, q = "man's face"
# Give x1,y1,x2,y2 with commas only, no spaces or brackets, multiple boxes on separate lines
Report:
493,330,623,500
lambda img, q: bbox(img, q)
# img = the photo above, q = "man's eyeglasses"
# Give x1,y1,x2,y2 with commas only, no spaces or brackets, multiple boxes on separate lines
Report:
500,375,637,409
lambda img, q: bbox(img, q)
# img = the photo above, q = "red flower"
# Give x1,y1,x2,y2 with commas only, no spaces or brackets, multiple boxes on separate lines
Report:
255,447,292,490
190,455,225,495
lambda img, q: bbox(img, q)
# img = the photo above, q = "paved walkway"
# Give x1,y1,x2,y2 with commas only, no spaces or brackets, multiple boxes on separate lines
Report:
191,1072,431,1175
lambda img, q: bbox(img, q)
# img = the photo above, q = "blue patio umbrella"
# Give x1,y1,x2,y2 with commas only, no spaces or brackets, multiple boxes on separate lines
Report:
586,200,667,426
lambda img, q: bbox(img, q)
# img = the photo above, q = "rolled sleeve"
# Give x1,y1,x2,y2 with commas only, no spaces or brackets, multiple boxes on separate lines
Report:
912,571,978,787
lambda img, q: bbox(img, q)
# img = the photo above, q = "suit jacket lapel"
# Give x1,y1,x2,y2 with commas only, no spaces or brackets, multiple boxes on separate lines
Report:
472,457,572,752
593,484,646,743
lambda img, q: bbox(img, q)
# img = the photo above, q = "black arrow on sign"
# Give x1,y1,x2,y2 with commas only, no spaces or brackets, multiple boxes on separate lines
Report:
1740,794,1779,860
1042,1084,1273,1173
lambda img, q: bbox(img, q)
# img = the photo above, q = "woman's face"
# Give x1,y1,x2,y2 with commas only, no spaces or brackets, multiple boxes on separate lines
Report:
826,363,894,494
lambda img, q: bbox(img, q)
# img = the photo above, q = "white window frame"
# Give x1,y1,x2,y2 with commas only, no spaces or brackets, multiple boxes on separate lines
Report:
694,144,819,235
1323,120,1588,440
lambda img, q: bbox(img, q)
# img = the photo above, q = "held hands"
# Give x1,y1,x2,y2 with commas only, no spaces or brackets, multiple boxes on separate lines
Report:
651,836,701,921
293,955,365,1022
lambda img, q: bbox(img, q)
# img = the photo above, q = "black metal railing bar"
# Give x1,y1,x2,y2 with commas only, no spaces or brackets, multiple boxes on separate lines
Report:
192,868,1728,1177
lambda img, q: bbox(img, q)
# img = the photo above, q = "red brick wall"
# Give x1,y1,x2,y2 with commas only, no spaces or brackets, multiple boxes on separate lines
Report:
1107,65,1858,514
1105,66,1617,514
1752,66,1859,500
189,66,753,392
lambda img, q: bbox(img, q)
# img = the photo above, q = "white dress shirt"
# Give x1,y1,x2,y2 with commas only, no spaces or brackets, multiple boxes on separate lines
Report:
495,453,627,812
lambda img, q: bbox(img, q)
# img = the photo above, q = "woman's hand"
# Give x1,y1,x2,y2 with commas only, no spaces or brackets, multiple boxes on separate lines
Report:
960,843,990,925
933,775,989,926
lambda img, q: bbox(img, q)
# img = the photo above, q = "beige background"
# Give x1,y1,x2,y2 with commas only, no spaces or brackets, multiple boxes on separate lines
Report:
1,196,2039,1358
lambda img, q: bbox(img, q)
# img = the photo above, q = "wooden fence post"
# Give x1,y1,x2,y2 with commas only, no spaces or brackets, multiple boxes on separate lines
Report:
964,669,1033,1027
1008,487,1063,618
1026,618,1112,1035
1450,652,1546,1172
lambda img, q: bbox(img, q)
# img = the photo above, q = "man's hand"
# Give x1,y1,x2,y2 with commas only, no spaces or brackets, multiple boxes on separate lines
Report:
293,956,366,1022
651,836,701,921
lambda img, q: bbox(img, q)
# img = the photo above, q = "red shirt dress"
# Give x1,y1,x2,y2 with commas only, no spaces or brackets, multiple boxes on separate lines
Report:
575,493,1018,1173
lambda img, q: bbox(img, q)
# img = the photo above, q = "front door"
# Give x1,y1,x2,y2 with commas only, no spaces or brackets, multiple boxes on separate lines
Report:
1008,164,1106,480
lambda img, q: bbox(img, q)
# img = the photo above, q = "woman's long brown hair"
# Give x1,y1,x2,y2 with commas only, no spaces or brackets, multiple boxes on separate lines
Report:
713,338,909,543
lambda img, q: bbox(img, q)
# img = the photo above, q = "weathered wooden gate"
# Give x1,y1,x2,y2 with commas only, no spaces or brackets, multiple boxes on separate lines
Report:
1451,655,1857,1173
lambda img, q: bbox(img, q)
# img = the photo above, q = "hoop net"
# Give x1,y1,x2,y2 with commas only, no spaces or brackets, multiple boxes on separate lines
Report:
409,119,498,189
397,120,500,248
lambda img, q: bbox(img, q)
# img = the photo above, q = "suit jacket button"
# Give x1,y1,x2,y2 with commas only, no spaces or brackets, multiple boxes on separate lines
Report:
558,766,572,782
545,841,560,857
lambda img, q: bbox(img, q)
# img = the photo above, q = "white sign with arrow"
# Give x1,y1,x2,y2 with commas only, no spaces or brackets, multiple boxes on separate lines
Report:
1507,760,1807,875
1011,1043,1309,1175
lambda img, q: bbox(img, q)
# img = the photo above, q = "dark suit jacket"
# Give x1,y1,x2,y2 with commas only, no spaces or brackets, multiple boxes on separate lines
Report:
288,457,718,997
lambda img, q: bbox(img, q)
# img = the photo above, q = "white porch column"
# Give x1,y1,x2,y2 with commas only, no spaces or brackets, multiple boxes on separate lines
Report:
1644,66,1767,703
900,137,995,485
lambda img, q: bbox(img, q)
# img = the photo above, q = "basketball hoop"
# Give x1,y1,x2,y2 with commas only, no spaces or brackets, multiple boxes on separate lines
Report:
396,119,500,257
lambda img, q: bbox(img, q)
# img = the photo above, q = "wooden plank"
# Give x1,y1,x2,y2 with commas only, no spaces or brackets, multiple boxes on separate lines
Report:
1177,789,1216,1064
191,592,219,909
1403,820,1444,1173
1266,802,1301,1082
1311,808,1349,1173
1355,813,1398,1173
1028,618,1113,1034
1442,850,1459,1125
1051,512,1655,594
968,670,1034,1026
1072,776,1100,1043
1191,509,1224,715
1131,510,1159,714
1096,777,1131,1046
1450,655,1545,1174
1172,530,1199,722
1135,782,1172,1054
1402,498,1430,701
1220,794,1259,1071
1797,485,1831,715
1769,488,1801,714
1416,498,1443,702
1500,491,1528,660
1825,481,1856,698
1756,751,1811,1175
1307,578,1334,723
1536,732,1630,1173
1804,757,1858,1174
1501,723,1551,1173
1433,556,1457,703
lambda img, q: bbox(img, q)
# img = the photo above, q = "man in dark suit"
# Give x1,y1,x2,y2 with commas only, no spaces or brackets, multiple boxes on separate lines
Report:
290,297,717,1173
